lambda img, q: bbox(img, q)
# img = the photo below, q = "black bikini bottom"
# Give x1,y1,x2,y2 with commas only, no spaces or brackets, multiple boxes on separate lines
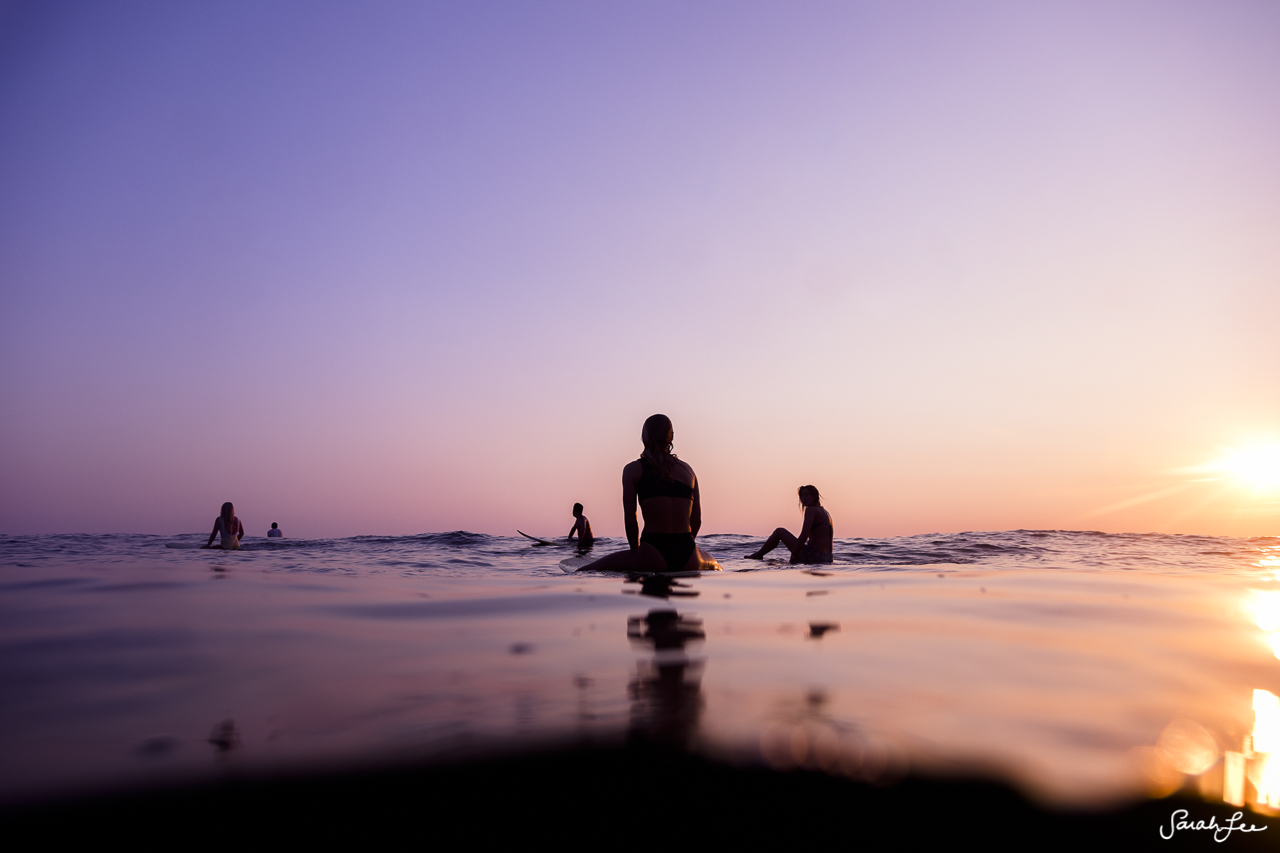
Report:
640,531,696,573
800,545,833,564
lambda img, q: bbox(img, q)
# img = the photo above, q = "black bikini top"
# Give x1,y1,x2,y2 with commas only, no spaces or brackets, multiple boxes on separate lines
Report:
636,456,694,502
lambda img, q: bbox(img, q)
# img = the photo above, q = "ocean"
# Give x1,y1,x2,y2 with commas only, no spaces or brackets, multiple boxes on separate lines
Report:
2,529,1279,840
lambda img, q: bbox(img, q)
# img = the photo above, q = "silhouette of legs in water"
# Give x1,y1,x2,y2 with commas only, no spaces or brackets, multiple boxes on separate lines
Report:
746,528,801,561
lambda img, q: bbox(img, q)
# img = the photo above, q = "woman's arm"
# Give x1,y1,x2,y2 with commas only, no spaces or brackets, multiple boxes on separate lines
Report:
622,462,640,549
204,519,220,548
796,506,817,548
689,472,702,537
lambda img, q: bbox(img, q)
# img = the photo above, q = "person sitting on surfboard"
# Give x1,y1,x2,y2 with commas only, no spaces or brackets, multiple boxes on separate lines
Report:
203,502,244,550
567,503,593,546
745,485,833,564
577,414,720,574
267,522,282,538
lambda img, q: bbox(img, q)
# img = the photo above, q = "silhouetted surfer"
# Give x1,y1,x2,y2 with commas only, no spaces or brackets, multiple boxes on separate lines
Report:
567,503,593,546
203,502,244,550
746,485,833,564
579,414,719,573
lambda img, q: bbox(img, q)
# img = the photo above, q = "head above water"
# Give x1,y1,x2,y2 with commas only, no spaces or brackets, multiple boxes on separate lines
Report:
641,414,673,453
271,522,278,529
641,414,676,478
798,485,822,508
220,502,235,528
572,503,583,517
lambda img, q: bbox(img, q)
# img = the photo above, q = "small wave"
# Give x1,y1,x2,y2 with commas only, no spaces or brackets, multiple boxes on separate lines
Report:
348,531,497,548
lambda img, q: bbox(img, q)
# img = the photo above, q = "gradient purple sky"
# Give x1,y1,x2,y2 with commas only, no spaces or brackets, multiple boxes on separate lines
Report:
2,1,1278,539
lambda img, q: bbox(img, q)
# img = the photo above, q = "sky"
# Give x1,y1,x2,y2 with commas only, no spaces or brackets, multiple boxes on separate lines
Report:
1,0,1278,539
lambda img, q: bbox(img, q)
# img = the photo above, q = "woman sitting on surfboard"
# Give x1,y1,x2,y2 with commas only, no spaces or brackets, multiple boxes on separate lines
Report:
567,503,593,546
203,502,244,551
745,485,834,564
578,414,720,574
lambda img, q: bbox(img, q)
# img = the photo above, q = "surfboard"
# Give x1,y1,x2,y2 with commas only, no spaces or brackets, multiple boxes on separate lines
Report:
518,530,558,546
559,556,593,572
558,555,701,577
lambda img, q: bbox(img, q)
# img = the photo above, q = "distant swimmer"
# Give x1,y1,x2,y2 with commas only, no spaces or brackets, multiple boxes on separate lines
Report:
267,522,282,538
567,503,592,546
203,502,244,550
578,414,720,573
746,485,833,564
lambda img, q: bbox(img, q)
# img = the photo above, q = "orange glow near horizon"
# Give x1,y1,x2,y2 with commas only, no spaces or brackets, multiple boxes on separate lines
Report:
1069,442,1280,538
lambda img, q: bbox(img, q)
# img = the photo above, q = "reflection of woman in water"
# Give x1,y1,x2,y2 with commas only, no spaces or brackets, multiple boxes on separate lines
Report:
579,414,720,573
627,609,705,747
746,485,833,564
203,502,244,550
567,503,593,546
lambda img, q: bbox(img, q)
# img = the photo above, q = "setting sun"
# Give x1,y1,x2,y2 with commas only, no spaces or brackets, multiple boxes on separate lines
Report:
1209,443,1280,495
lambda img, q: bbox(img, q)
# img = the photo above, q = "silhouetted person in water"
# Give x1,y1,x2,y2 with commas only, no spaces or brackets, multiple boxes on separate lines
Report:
579,414,720,573
567,503,593,545
267,522,282,538
203,502,244,550
746,485,833,564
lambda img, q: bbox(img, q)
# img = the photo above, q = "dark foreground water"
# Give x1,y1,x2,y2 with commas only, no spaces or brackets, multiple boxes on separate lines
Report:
3,529,1280,830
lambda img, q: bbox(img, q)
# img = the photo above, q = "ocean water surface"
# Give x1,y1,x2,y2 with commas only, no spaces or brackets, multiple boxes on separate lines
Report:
2,529,1279,811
